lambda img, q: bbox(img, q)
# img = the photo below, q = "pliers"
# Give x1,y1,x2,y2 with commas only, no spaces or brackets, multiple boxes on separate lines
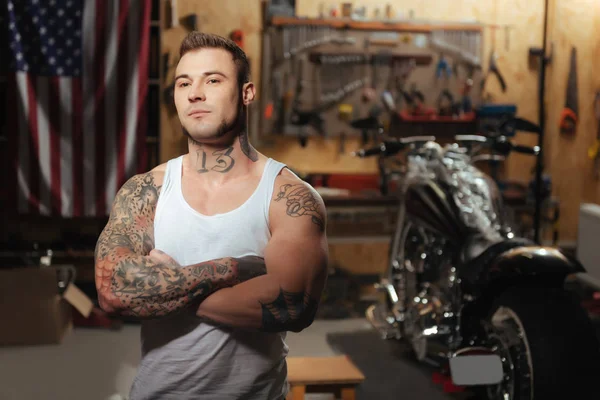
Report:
481,50,507,92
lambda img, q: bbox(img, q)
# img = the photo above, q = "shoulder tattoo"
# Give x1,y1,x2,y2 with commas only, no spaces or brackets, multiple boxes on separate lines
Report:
274,183,325,231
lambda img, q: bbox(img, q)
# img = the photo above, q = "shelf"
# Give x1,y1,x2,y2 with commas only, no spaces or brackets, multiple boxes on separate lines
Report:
308,51,433,66
270,16,483,33
397,110,477,123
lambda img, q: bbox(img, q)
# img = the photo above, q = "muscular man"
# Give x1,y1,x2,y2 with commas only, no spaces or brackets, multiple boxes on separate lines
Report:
94,32,328,400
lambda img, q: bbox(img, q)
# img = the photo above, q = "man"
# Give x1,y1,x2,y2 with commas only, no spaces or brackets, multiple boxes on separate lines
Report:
94,32,328,400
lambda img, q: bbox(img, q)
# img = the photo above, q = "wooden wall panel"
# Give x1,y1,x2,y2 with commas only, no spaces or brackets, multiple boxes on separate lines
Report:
328,241,389,275
163,0,600,242
543,1,600,241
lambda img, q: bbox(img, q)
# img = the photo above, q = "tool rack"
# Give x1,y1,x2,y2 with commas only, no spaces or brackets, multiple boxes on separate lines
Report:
258,12,485,143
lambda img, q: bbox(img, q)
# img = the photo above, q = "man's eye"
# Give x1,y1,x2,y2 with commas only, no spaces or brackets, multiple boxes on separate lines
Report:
178,82,190,88
208,79,220,84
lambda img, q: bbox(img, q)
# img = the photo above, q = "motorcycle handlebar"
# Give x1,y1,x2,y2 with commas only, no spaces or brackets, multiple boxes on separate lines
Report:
454,134,540,157
351,135,436,158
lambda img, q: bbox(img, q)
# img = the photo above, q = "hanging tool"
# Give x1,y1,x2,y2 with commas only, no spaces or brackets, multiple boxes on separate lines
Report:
587,91,600,178
559,47,578,135
481,25,506,93
460,79,474,114
230,29,244,50
435,53,453,80
337,103,353,154
481,50,506,92
437,89,456,117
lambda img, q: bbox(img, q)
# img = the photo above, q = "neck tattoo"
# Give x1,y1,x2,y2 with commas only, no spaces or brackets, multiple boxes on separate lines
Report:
195,146,236,174
239,131,258,162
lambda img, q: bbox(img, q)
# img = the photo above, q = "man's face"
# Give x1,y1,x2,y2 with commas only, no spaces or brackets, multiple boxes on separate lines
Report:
174,48,250,143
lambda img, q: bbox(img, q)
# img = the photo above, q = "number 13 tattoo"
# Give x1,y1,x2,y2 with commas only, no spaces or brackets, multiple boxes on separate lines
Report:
195,147,235,174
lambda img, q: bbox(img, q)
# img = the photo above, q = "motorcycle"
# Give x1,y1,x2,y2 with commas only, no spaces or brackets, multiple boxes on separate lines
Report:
355,103,600,399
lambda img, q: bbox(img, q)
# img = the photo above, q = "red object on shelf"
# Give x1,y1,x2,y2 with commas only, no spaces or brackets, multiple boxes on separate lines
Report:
398,110,476,122
309,174,380,193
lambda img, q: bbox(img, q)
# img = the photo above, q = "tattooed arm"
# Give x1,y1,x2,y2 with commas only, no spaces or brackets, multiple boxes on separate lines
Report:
94,170,266,319
196,174,328,332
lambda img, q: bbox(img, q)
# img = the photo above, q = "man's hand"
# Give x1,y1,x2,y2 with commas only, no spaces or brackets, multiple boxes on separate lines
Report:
148,249,180,268
232,256,267,283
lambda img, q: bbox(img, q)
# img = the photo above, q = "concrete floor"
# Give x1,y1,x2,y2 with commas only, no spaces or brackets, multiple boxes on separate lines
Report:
0,318,373,400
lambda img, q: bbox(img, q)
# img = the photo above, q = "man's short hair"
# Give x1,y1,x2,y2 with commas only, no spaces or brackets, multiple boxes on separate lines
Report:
179,31,250,88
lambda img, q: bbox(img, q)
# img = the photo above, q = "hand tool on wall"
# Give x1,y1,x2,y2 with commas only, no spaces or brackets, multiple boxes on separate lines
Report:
435,53,453,80
230,29,244,50
337,103,353,153
460,79,474,114
559,47,578,135
480,24,506,93
430,29,482,68
481,49,507,92
587,92,600,178
437,89,456,117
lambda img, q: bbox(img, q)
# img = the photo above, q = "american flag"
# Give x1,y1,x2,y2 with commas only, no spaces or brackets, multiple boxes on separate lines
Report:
5,0,151,217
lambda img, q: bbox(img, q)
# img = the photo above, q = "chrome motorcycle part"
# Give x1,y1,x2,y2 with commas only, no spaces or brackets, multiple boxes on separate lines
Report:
365,303,401,340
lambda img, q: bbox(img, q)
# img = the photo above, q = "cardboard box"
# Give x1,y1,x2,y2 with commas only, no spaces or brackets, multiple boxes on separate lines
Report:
0,266,94,346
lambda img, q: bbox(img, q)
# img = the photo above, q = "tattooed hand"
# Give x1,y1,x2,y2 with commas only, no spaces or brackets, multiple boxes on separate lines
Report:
231,256,267,284
148,249,180,268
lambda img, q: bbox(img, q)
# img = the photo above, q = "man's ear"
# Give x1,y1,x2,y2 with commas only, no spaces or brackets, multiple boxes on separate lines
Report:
242,82,256,105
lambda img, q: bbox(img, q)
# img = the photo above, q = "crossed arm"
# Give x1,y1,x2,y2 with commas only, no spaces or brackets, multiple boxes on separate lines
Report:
94,171,267,318
95,170,328,332
196,181,329,332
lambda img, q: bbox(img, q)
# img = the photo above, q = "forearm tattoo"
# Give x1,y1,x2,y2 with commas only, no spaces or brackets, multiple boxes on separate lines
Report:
95,173,234,318
111,257,235,318
274,184,325,231
261,289,319,333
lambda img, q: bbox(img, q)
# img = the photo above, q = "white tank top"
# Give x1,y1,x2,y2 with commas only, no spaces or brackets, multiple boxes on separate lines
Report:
129,155,289,400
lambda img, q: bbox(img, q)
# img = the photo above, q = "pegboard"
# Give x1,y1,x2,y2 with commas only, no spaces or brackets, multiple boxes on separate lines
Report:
258,16,485,144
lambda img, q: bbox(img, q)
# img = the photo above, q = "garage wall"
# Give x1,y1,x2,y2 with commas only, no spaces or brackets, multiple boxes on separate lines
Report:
162,0,600,243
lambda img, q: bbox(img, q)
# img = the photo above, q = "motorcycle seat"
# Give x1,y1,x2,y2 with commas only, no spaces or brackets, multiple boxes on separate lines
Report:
461,234,502,264
459,236,535,285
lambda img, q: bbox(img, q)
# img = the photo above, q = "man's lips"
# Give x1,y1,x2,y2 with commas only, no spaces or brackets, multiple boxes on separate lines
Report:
188,110,210,117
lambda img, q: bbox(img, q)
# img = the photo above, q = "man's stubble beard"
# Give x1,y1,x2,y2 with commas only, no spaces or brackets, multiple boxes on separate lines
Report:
182,102,244,146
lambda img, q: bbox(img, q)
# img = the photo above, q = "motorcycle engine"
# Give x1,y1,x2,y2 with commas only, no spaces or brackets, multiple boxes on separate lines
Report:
401,228,459,360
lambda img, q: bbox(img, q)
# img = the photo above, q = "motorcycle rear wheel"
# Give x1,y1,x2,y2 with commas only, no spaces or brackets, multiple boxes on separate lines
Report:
479,286,600,400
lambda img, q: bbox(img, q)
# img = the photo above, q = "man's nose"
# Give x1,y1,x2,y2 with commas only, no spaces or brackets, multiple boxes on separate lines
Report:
188,82,205,102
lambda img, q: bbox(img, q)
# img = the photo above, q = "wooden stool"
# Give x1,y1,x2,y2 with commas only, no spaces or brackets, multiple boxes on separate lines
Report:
286,355,366,400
